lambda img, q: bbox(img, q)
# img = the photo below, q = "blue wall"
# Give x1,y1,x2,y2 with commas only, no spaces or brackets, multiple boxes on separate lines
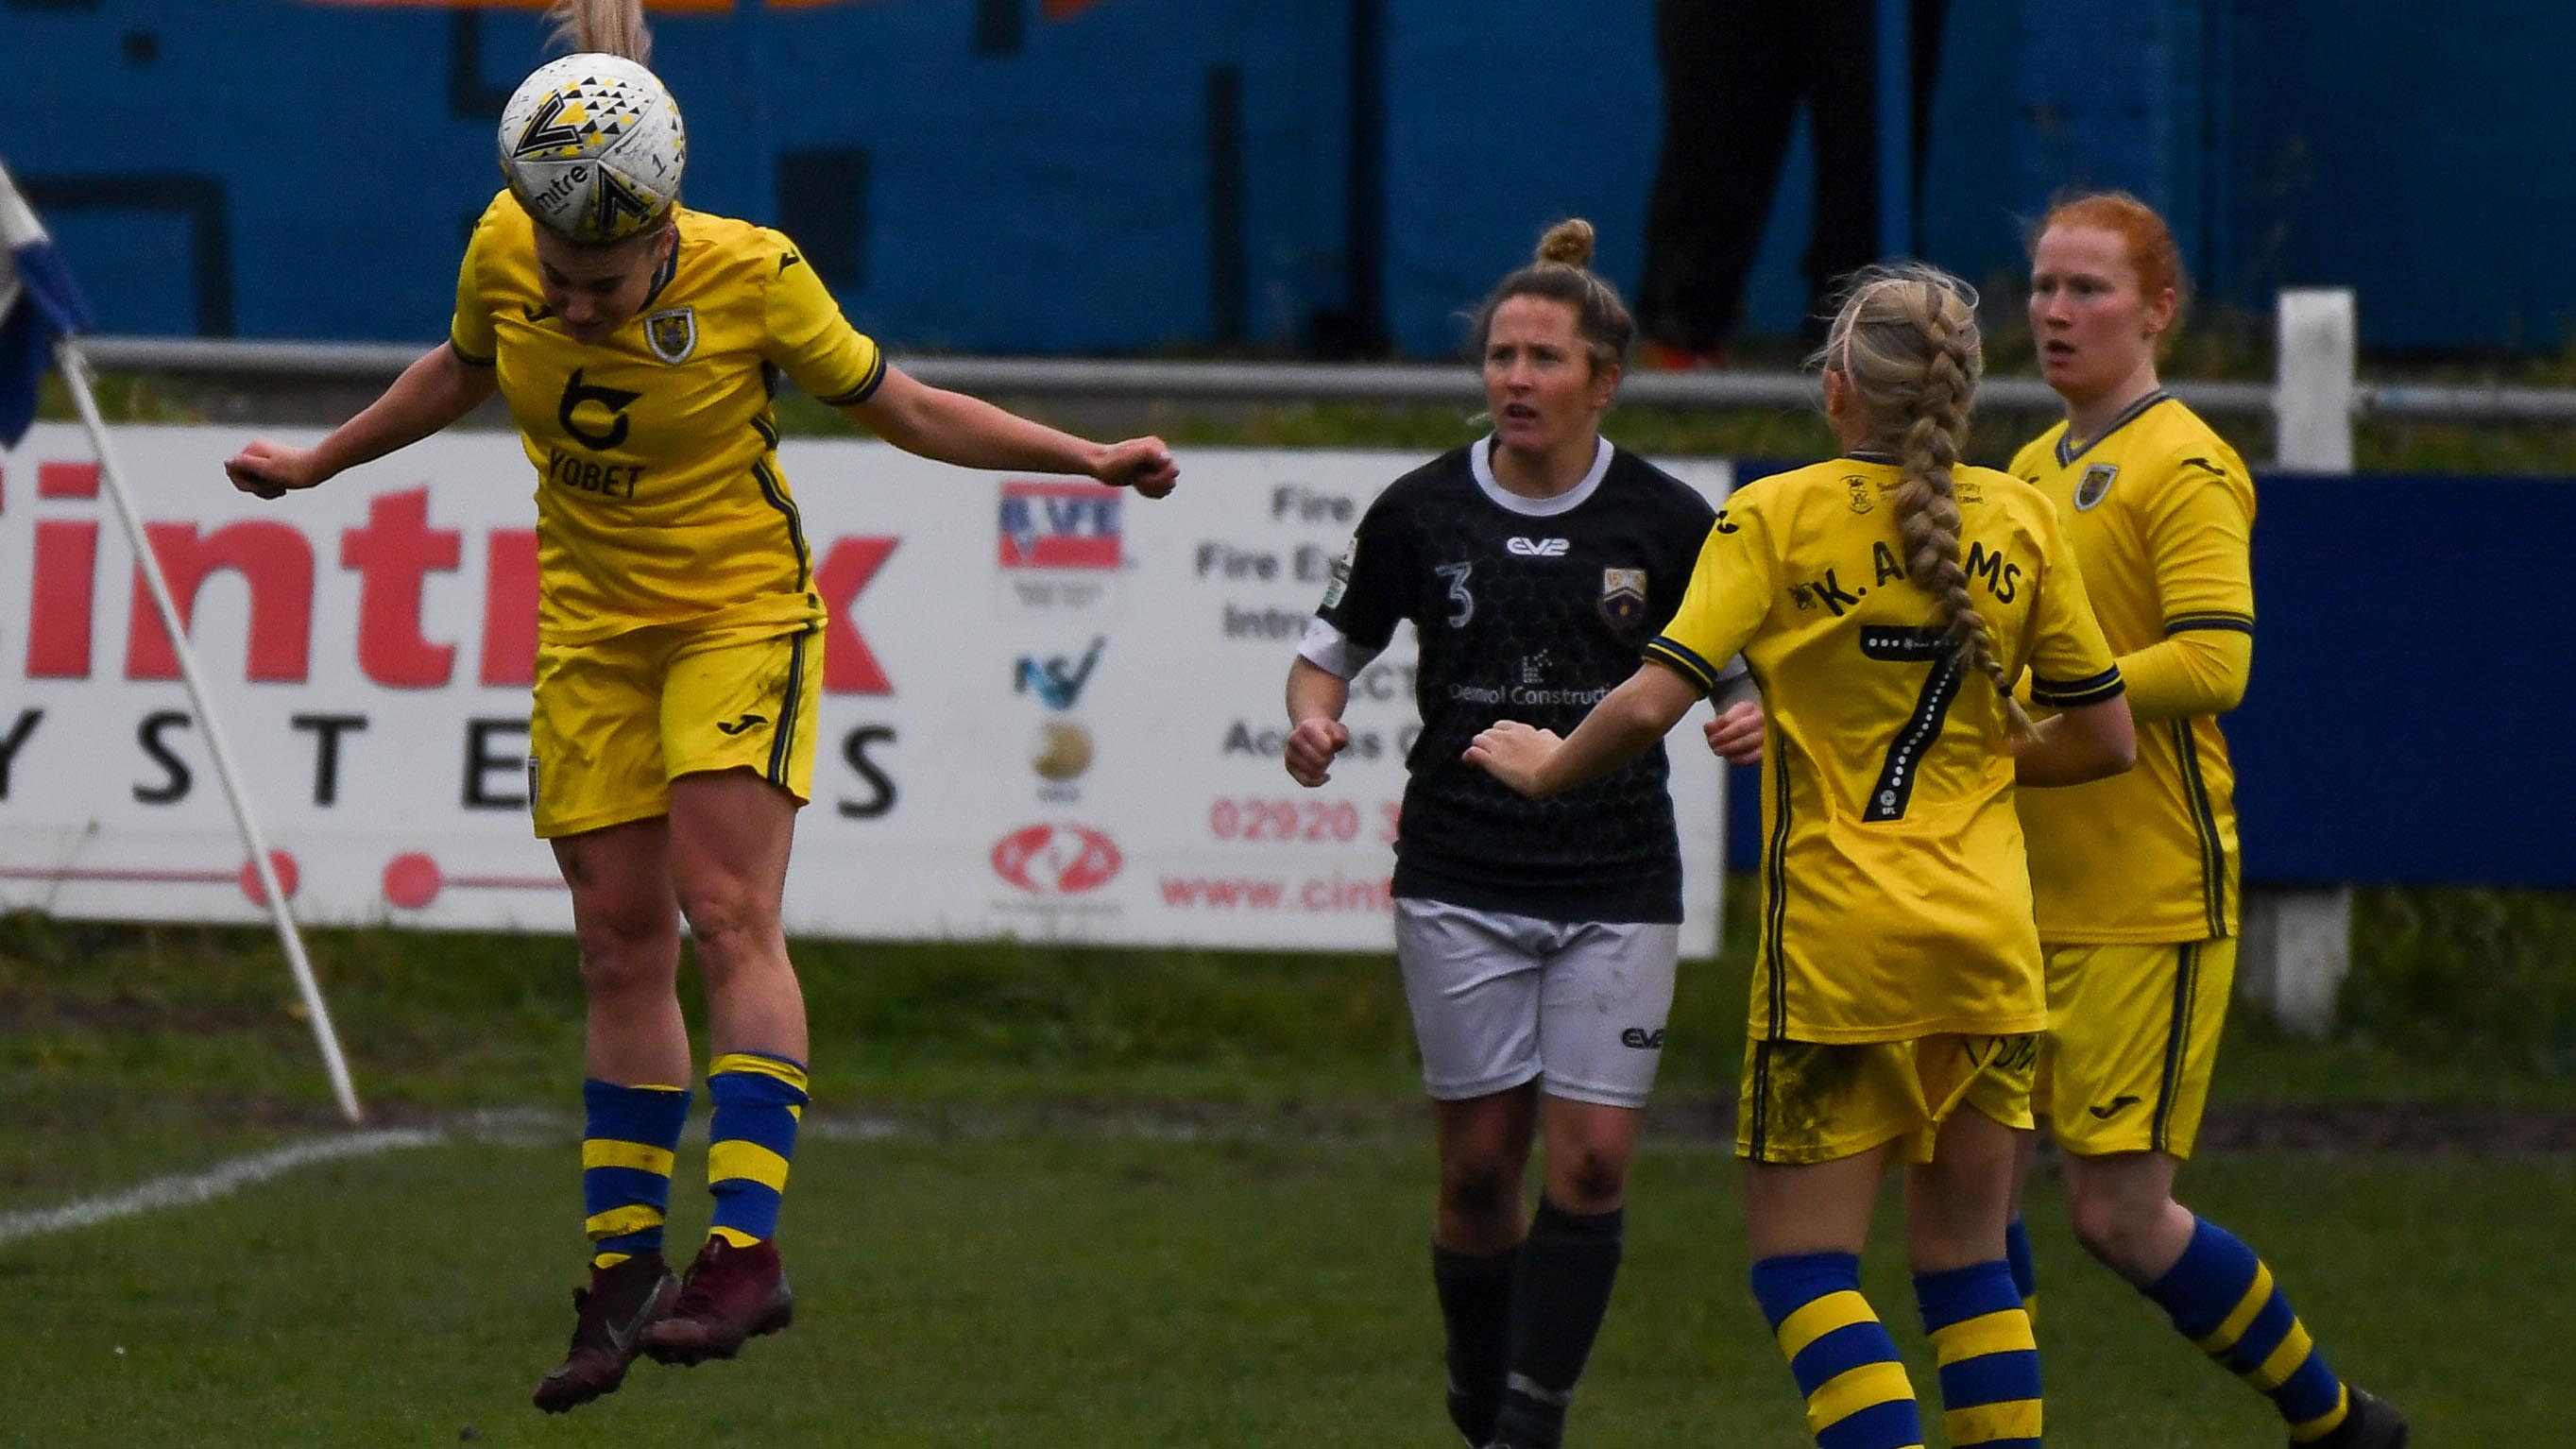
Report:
1,0,2568,353
1722,469,2572,891
1,0,1345,351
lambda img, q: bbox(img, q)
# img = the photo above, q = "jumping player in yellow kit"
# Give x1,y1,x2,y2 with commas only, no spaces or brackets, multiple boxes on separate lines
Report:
1473,264,2134,1449
223,0,1176,1415
2004,191,2406,1449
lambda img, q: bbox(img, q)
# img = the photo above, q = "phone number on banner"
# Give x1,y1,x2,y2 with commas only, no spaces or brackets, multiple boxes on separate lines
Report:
1205,797,1400,845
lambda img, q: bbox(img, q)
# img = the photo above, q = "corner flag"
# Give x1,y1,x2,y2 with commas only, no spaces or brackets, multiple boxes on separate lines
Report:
0,161,94,450
0,159,363,1122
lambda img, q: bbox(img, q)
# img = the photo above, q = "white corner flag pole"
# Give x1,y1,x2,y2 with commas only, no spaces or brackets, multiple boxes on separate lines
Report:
52,340,365,1125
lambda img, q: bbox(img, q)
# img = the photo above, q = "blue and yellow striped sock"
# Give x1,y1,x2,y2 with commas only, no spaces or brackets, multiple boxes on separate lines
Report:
1749,1252,1924,1449
2004,1214,2039,1321
2143,1217,2352,1443
705,1051,809,1248
581,1079,691,1270
1914,1261,2043,1448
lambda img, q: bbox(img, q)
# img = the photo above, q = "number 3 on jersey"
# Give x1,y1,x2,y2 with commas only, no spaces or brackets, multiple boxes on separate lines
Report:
1435,561,1475,627
1859,626,1966,822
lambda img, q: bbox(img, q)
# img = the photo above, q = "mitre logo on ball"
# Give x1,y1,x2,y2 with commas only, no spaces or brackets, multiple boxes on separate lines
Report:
499,53,686,243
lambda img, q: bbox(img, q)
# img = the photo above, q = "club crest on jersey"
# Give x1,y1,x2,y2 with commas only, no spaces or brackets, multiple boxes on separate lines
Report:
2075,463,2119,511
644,307,697,364
1599,568,1647,628
1844,475,1876,514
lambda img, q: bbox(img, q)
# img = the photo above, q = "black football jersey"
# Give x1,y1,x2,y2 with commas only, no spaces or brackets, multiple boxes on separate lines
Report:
1302,437,1728,923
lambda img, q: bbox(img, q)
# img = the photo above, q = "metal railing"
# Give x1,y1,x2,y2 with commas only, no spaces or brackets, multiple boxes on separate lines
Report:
68,333,2414,423
77,330,2576,426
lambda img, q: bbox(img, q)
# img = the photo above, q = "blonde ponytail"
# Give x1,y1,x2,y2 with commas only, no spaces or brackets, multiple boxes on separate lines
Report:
1821,264,2033,739
548,0,652,64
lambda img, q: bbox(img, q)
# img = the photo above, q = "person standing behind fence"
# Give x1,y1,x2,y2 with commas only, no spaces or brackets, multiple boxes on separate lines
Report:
1637,0,1951,367
1473,264,2138,1449
1284,219,1761,1449
223,0,1175,1416
2004,191,2407,1449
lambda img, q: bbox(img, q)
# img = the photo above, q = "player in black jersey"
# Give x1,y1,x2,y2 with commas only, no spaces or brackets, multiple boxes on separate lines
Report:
1285,221,1759,1449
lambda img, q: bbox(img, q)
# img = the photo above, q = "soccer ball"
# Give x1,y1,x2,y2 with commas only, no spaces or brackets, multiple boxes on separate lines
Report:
498,53,686,243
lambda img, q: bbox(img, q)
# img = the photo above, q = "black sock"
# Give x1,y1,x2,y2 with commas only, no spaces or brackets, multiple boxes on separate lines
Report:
1432,1240,1520,1445
1491,1199,1625,1449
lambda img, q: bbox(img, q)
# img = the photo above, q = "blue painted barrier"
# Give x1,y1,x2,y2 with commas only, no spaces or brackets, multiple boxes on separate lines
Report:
1720,468,2570,888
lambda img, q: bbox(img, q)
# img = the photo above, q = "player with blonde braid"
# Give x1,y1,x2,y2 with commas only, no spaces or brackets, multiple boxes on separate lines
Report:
1470,264,2134,1449
225,0,1176,1414
1877,292,2033,739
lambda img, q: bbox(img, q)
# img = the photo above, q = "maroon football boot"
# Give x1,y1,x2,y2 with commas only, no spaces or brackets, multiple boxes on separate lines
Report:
638,1236,793,1366
531,1253,680,1413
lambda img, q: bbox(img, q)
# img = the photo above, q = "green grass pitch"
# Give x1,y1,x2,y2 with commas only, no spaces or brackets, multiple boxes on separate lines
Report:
4,1116,2567,1446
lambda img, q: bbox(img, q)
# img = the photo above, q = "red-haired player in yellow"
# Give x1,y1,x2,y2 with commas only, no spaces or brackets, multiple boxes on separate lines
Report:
2005,191,2406,1449
222,0,1177,1416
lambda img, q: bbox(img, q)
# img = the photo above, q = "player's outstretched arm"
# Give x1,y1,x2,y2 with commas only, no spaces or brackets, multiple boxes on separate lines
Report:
847,367,1177,498
1283,657,1353,788
2013,693,2136,786
1467,660,1701,799
225,344,497,499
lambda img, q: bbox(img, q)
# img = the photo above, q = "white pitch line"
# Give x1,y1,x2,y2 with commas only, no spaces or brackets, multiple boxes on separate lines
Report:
0,1107,1731,1250
0,1129,445,1247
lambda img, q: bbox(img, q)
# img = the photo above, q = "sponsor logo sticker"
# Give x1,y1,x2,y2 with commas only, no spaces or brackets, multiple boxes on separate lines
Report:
1014,638,1106,711
998,481,1123,570
991,822,1122,895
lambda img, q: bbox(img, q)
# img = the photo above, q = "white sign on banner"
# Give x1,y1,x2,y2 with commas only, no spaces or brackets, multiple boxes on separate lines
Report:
0,424,1730,954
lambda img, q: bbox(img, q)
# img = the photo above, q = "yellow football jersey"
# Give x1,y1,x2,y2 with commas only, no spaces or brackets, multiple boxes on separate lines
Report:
450,192,887,645
2008,393,2254,943
1646,458,2122,1044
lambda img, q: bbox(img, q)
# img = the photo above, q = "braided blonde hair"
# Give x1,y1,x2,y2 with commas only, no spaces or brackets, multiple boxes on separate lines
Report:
1469,219,1636,377
1821,264,2033,739
548,0,652,63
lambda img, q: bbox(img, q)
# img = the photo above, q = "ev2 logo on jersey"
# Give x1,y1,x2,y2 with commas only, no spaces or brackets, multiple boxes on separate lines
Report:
1506,536,1569,557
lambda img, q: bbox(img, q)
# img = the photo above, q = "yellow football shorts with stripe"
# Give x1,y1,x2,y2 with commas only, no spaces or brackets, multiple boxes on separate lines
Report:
528,619,823,839
1739,1031,2039,1166
2034,938,2237,1159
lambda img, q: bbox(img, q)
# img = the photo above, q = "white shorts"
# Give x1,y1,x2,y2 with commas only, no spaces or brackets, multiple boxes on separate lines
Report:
1393,897,1680,1109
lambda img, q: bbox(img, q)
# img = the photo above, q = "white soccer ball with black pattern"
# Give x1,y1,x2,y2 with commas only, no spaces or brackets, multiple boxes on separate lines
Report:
498,53,686,243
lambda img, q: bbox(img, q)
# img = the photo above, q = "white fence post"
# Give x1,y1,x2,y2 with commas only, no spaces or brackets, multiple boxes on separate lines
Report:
2239,288,2358,1036
2277,289,2356,470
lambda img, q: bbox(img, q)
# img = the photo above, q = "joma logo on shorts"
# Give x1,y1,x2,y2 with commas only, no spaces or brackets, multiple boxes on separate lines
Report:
1619,1028,1665,1049
716,712,769,737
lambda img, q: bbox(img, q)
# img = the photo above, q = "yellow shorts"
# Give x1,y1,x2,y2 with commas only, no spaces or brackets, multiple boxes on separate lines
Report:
528,620,823,839
2034,938,2236,1160
1738,1032,2038,1166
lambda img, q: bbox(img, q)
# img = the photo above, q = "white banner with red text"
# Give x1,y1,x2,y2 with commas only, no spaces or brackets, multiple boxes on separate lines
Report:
0,425,1730,953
